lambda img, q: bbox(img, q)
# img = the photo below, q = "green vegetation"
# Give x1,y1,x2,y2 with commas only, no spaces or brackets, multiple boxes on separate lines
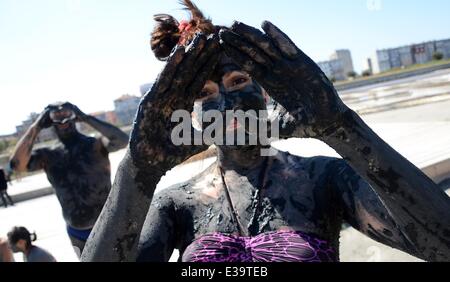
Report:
362,70,372,77
433,52,444,61
0,138,17,154
347,71,358,79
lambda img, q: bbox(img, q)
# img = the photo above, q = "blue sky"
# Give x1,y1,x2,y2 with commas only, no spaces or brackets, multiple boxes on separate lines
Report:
1,0,449,135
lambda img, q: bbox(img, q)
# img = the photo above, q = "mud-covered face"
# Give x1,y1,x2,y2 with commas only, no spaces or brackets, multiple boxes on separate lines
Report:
192,70,270,144
53,120,77,139
50,108,75,124
48,106,78,139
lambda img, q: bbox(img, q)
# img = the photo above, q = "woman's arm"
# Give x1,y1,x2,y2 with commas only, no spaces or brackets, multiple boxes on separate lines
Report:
220,21,450,261
81,151,160,262
137,190,178,262
324,109,450,261
81,34,219,262
331,159,434,261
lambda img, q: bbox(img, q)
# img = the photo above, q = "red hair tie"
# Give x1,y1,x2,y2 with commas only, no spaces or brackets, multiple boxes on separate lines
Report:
178,20,193,45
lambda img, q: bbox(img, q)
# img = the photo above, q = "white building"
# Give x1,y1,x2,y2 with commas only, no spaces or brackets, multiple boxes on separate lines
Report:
330,49,355,77
140,83,153,96
371,38,450,74
317,49,355,81
114,94,142,126
317,59,345,81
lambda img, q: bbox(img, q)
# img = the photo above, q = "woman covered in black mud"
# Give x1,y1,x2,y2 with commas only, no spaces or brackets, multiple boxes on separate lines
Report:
81,0,450,262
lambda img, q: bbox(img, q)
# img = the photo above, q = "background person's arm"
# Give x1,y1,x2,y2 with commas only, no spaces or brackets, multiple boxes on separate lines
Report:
68,104,129,153
10,109,52,173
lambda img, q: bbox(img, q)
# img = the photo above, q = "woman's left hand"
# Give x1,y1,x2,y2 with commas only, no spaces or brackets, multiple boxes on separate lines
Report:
219,21,349,139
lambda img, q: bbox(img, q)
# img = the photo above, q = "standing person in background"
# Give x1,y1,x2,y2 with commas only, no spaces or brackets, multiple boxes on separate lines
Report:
0,167,14,208
9,102,129,257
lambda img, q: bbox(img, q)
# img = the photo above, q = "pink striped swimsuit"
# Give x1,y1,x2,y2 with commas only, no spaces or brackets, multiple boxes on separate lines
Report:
182,230,337,262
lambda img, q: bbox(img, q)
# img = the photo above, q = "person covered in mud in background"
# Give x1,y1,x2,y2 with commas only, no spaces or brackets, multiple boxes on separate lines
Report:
9,102,129,257
82,0,450,262
0,167,14,208
7,226,56,262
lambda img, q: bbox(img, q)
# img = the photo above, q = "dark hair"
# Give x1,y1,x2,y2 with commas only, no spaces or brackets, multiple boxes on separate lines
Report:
7,227,37,249
150,0,216,61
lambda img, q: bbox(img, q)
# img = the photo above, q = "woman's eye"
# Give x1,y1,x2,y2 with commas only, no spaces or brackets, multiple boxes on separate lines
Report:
233,77,248,86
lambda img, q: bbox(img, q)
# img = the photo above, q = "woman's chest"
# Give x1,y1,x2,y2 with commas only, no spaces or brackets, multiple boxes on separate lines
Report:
181,169,341,241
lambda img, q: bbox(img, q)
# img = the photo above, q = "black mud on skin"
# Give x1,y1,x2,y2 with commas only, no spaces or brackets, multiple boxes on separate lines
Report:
82,34,221,262
136,149,439,262
29,134,113,229
85,22,450,262
218,20,450,261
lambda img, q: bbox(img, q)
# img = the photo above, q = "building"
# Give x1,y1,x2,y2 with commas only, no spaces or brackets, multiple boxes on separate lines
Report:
317,59,345,81
370,38,450,74
140,83,153,96
92,111,118,125
114,94,142,126
16,113,56,143
330,49,355,77
362,58,373,74
317,49,355,81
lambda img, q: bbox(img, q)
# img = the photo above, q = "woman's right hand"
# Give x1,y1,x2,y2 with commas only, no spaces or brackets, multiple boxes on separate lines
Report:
129,33,220,174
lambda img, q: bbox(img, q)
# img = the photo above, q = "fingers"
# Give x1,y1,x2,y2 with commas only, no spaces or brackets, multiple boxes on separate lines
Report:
219,31,267,80
229,21,282,61
154,46,186,95
261,21,299,59
180,35,221,109
171,34,208,90
189,34,220,78
219,29,274,68
172,34,220,101
186,50,220,101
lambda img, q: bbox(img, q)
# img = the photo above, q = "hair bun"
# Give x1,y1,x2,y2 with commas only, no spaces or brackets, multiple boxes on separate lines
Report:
30,232,37,242
151,14,180,61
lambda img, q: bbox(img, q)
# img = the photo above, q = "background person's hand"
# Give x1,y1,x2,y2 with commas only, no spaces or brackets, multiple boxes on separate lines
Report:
61,102,88,122
35,107,53,129
130,33,220,174
219,21,349,139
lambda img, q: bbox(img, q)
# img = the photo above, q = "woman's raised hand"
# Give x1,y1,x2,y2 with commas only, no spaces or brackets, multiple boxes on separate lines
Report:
130,33,220,173
219,21,349,139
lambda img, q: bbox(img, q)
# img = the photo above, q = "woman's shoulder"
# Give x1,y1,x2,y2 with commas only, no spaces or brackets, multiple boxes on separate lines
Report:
151,168,215,209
